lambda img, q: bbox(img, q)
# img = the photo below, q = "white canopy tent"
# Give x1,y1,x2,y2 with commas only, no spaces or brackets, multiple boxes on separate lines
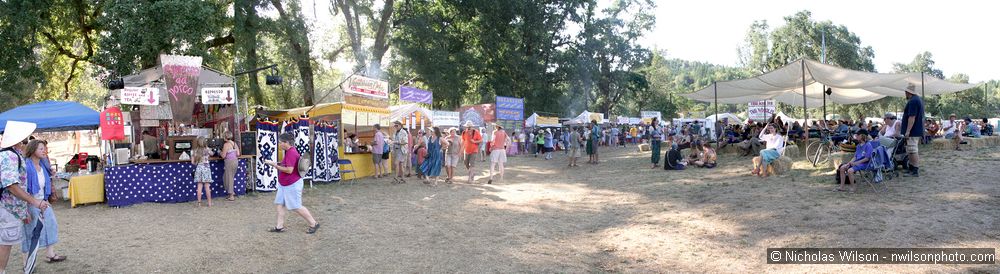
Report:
706,113,743,125
681,59,979,107
389,103,434,128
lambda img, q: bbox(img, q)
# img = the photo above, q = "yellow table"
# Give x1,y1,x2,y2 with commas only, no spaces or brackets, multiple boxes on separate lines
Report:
68,173,105,208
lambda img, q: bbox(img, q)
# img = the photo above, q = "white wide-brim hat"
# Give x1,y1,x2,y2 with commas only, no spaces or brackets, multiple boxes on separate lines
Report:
0,121,37,148
464,121,475,128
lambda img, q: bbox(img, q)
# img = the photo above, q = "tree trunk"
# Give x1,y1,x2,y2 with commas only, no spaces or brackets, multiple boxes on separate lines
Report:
271,0,315,105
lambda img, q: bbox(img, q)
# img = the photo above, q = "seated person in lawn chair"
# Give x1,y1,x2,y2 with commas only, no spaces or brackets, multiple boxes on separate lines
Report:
835,129,875,192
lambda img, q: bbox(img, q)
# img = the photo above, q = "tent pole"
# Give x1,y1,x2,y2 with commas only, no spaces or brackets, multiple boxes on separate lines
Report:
921,72,925,98
714,82,719,150
822,84,827,125
801,59,808,141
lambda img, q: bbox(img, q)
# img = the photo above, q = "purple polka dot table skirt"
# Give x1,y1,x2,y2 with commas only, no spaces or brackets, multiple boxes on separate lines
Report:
104,159,248,207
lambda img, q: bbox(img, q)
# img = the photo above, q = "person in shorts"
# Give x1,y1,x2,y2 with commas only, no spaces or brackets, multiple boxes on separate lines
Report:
461,121,482,183
487,124,508,184
442,128,461,183
0,121,53,269
568,127,582,167
900,83,925,177
265,133,320,234
391,121,409,184
372,124,387,178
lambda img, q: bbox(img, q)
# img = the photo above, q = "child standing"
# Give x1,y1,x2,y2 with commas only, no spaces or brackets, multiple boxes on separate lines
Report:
191,137,213,207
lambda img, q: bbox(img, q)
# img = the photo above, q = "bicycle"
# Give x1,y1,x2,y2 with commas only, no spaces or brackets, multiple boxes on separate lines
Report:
805,129,842,167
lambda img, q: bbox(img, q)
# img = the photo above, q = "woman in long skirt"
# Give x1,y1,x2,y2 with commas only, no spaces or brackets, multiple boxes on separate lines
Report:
421,127,445,185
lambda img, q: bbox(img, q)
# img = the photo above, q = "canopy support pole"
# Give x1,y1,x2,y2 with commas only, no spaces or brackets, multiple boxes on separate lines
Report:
921,72,925,98
801,60,808,141
822,84,827,128
714,82,719,150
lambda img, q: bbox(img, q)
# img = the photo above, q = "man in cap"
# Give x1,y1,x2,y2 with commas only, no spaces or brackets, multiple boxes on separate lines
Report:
901,83,925,176
0,121,52,270
461,121,482,183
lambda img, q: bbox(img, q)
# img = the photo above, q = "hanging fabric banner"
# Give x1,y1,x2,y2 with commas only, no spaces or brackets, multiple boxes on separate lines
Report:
160,54,202,124
312,123,341,182
100,106,126,140
294,118,311,180
399,86,433,104
255,121,279,191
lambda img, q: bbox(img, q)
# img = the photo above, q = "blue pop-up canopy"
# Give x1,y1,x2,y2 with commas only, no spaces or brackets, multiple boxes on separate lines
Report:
0,101,100,132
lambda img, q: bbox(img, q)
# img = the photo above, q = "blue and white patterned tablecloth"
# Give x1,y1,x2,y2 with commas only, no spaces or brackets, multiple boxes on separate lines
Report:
104,159,248,207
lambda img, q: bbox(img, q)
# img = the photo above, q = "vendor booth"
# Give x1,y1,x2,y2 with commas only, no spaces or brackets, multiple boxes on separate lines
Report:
0,101,106,207
101,55,250,207
265,102,390,187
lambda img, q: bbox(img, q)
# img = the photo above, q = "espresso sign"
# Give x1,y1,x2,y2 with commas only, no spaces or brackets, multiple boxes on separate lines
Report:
201,87,236,104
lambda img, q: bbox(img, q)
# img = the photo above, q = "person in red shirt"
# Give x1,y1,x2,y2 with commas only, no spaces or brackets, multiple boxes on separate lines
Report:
488,124,509,184
264,133,320,234
461,121,482,183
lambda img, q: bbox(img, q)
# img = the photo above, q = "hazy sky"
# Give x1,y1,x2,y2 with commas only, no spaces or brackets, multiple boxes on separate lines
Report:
302,0,998,82
645,0,998,82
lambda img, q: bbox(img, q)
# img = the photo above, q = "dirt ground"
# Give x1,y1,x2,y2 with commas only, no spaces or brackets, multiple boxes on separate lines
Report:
5,143,999,273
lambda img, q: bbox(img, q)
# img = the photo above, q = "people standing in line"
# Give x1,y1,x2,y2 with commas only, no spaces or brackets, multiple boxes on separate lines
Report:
568,127,582,167
649,118,663,169
221,132,239,201
421,127,444,185
590,120,601,164
191,137,213,207
392,121,410,184
23,140,66,263
901,83,925,177
488,124,509,184
372,124,387,179
265,133,319,234
461,122,483,183
0,121,54,270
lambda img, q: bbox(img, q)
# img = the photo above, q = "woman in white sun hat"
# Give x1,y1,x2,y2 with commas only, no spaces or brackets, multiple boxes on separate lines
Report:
0,121,52,270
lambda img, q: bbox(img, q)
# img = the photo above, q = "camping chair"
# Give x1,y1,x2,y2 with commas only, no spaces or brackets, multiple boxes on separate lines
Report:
856,142,891,193
337,159,357,184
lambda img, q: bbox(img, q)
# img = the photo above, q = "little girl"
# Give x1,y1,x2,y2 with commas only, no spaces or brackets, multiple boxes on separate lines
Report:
191,137,213,207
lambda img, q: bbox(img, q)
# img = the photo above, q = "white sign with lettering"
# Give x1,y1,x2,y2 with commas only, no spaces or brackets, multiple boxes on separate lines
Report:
201,87,236,104
120,87,160,106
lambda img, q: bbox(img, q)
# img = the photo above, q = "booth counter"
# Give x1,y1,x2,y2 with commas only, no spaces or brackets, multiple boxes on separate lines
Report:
103,156,251,207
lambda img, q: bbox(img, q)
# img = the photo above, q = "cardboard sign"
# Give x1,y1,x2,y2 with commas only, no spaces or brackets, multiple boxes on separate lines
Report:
201,87,236,104
160,54,202,124
748,100,776,122
345,94,389,109
495,96,524,121
342,75,389,99
399,86,433,104
120,87,160,106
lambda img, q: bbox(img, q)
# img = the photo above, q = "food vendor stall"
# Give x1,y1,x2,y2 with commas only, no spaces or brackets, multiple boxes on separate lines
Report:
102,55,251,207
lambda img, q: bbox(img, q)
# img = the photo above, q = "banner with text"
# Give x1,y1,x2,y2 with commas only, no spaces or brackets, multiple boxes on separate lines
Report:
640,111,662,121
201,87,236,104
345,94,390,109
342,75,389,99
161,54,202,124
748,100,776,122
432,111,460,127
399,86,433,104
495,96,524,121
120,87,160,106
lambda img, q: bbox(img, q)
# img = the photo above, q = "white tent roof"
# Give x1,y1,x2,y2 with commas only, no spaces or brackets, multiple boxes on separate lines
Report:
706,113,743,125
389,103,434,123
681,59,979,107
525,113,539,127
123,66,234,90
563,110,592,125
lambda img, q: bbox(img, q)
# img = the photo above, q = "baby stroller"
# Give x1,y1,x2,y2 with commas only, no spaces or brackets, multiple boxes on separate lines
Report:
887,137,909,172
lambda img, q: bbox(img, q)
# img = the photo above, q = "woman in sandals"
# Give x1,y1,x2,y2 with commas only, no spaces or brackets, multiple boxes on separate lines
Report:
264,133,320,234
23,140,67,263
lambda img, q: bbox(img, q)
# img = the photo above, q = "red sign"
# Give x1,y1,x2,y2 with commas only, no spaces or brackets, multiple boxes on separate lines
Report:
101,106,126,140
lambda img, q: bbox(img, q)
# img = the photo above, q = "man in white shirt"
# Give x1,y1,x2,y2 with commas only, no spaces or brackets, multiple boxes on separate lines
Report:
941,114,963,150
